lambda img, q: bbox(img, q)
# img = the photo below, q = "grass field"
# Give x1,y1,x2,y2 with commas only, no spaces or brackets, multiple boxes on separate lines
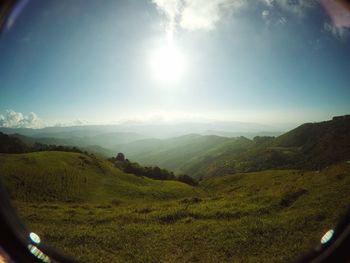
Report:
0,152,199,202
1,152,350,262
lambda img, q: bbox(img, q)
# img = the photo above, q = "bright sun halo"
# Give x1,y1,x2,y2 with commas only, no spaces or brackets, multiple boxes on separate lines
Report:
150,45,187,83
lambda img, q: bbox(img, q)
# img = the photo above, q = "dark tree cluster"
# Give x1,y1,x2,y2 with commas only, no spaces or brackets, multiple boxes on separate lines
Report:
0,132,27,153
110,153,176,180
0,132,86,155
31,142,84,154
109,153,198,186
177,174,198,186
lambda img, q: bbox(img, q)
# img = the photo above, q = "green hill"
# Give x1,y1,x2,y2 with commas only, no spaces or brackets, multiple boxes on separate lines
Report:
273,115,350,168
0,116,350,262
0,151,199,203
0,132,28,153
115,116,350,179
115,134,247,175
10,133,116,158
5,158,349,263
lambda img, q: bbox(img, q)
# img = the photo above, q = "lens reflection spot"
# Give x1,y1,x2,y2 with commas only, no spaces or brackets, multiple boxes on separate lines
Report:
321,229,334,244
29,232,41,244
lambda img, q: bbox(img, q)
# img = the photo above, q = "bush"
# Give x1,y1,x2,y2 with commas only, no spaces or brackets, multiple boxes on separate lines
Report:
116,152,125,162
177,174,198,186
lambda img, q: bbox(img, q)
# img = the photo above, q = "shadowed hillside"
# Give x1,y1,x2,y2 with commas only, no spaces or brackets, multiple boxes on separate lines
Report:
274,115,350,168
115,116,350,179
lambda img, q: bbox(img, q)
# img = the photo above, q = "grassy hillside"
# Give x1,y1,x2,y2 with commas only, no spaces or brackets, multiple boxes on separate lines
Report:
1,117,350,262
0,151,199,203
115,134,296,179
114,116,350,179
274,116,350,168
8,161,350,263
0,132,28,153
115,134,248,174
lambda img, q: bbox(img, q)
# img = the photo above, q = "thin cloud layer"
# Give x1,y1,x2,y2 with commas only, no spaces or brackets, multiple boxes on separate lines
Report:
270,0,317,16
180,0,245,31
0,110,44,129
259,0,317,27
324,22,349,39
152,0,318,34
152,0,349,42
152,0,246,34
53,119,90,127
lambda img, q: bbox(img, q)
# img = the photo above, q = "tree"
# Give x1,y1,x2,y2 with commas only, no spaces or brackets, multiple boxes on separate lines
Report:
177,174,198,186
116,152,125,162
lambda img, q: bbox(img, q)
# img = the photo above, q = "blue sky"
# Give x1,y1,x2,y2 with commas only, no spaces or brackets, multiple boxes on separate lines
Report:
0,0,349,128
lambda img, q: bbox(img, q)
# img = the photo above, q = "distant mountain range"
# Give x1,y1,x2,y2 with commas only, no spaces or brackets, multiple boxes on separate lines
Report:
0,120,286,146
114,115,350,179
1,115,349,179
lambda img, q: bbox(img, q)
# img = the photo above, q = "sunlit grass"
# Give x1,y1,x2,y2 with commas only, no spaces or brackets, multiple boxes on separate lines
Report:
1,152,350,262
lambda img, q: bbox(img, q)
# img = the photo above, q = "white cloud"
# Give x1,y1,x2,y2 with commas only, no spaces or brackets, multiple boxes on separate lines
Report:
259,0,317,27
152,0,246,33
324,22,349,40
152,0,320,34
0,110,45,129
180,0,245,31
263,0,274,7
268,0,317,17
262,9,270,20
261,9,272,26
53,119,90,127
151,0,183,40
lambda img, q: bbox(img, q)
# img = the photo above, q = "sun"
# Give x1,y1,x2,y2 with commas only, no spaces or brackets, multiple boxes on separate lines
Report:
150,45,187,83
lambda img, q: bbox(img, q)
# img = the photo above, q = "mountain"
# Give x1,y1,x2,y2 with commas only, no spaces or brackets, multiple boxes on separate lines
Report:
0,132,28,153
114,116,350,179
273,115,350,168
1,116,349,179
80,145,115,157
1,118,350,262
114,134,235,173
0,120,285,146
0,126,147,148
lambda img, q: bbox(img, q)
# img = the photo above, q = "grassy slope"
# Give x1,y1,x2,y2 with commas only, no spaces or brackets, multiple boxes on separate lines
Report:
116,135,249,176
0,152,199,203
113,117,350,179
1,151,349,262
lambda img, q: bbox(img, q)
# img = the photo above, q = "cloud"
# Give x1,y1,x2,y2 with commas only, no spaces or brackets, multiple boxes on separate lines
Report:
324,22,349,40
152,0,319,34
258,0,320,28
0,110,44,129
151,0,183,40
263,0,274,7
180,0,245,31
53,119,90,127
262,10,270,18
265,0,318,17
152,0,246,34
262,9,270,21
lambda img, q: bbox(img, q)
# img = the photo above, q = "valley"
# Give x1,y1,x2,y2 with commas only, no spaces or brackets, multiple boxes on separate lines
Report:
0,116,350,262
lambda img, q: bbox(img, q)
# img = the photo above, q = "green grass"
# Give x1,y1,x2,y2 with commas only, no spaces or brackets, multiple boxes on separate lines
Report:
1,152,350,262
0,152,199,202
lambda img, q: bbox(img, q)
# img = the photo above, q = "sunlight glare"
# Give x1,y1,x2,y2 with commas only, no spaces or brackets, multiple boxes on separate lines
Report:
150,45,187,83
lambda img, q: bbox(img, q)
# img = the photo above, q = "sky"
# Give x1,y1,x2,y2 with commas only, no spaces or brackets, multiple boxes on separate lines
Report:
0,0,350,128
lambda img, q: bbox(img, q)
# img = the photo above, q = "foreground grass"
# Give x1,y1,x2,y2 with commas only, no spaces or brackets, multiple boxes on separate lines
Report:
9,162,350,263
